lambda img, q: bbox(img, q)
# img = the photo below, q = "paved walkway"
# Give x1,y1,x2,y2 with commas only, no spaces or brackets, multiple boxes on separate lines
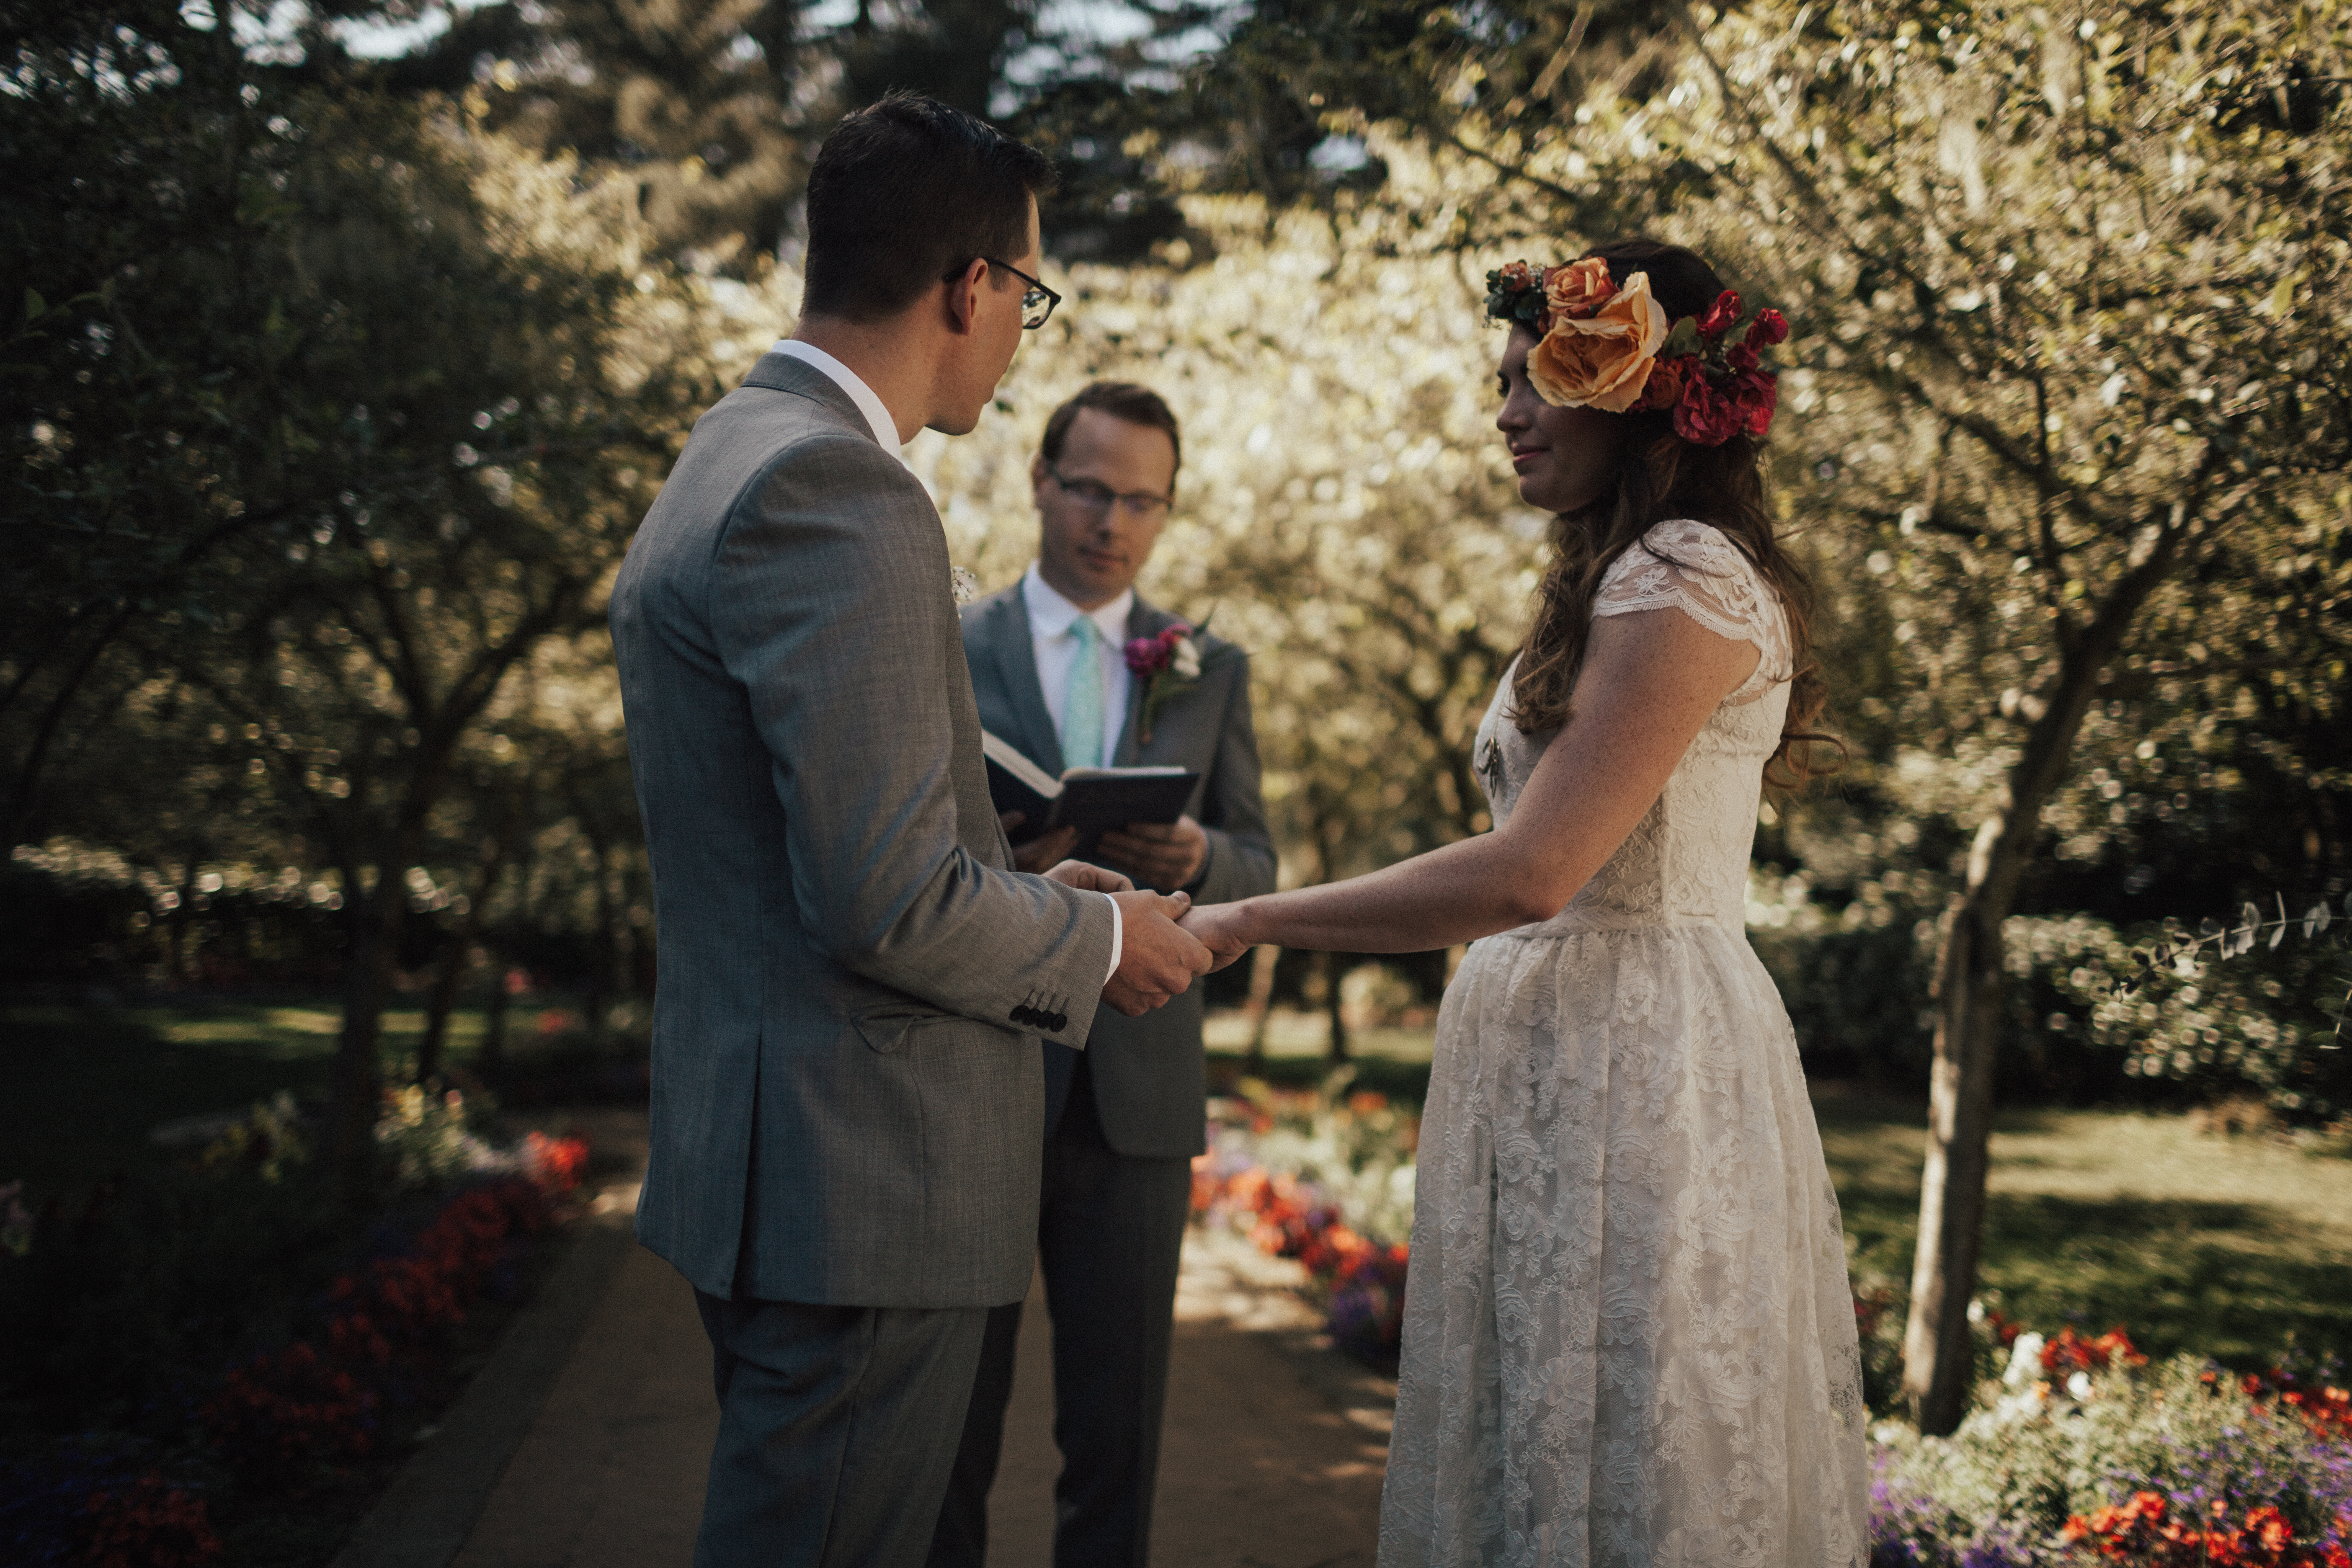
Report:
338,1112,1394,1568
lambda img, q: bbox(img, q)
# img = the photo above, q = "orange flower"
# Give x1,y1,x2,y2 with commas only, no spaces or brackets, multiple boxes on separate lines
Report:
1543,256,1616,321
1529,271,1668,413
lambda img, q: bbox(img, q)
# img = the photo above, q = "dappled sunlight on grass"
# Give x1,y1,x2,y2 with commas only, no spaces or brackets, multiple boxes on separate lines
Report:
1816,1090,2352,1369
1202,1007,1436,1062
2,998,511,1200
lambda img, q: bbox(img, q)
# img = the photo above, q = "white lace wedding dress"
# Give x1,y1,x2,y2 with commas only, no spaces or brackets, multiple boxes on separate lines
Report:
1377,520,1868,1568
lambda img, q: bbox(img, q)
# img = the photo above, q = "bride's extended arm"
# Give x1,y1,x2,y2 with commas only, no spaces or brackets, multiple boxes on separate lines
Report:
1184,607,1759,957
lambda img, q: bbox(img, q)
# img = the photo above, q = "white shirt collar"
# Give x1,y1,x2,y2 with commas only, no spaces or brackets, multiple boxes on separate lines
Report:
1022,563,1131,645
770,339,900,452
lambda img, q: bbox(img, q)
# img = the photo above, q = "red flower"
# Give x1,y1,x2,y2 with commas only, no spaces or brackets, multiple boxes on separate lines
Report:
81,1473,221,1568
1671,373,1744,446
1124,623,1190,678
526,1131,590,1194
1697,289,1743,338
1635,354,1690,413
1728,369,1778,437
1751,307,1790,347
2041,1324,2149,1377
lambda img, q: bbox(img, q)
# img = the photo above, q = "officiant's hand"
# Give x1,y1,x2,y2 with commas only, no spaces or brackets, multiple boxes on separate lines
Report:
1042,861,1133,895
1001,811,1080,873
1097,814,1208,890
1104,889,1212,1016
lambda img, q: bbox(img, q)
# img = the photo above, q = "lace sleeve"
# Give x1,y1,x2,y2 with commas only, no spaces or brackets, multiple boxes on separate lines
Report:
1592,519,1792,703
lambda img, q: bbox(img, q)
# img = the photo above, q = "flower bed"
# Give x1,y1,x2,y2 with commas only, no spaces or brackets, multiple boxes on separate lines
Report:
1873,1313,2352,1566
1189,1077,1418,1365
0,1093,588,1567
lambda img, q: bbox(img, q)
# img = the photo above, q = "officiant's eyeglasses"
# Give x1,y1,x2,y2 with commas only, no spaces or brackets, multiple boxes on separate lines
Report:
1046,463,1171,522
965,257,1061,329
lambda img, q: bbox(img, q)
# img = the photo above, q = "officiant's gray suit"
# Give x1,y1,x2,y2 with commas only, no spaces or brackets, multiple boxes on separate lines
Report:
933,585,1274,1568
609,350,1119,1568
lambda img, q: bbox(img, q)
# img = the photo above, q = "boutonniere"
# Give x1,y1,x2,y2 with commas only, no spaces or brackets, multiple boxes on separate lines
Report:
1124,611,1220,746
950,566,979,607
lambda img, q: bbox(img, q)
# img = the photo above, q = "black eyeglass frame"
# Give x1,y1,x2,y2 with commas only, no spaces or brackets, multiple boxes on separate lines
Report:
1044,461,1173,521
945,255,1062,329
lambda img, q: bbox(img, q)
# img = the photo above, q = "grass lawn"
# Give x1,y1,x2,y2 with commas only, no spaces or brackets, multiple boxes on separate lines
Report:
1204,1005,1437,1102
1816,1089,2352,1371
11,998,2349,1371
1201,1014,2352,1369
0,996,515,1202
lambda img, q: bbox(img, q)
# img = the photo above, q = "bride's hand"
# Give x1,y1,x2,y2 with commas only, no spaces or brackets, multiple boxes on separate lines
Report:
1044,860,1134,895
1179,901,1254,972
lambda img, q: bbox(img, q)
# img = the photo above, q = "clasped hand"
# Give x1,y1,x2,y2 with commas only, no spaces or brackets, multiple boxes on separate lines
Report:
1037,859,1248,1016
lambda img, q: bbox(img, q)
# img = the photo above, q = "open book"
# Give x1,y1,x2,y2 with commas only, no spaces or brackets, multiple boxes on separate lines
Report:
981,729,1199,854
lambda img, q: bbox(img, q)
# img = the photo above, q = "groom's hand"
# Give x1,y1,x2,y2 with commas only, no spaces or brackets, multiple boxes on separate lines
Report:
1103,889,1212,1016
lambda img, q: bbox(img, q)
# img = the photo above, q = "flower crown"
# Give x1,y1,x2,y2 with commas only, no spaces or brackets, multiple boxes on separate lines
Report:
1484,258,1787,447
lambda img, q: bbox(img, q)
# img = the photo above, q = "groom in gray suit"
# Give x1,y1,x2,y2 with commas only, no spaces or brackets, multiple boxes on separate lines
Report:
609,95,1220,1568
931,383,1277,1567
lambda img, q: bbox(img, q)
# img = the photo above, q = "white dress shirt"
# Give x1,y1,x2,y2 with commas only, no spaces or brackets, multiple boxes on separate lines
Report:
1022,564,1133,772
769,339,901,453
766,345,1122,983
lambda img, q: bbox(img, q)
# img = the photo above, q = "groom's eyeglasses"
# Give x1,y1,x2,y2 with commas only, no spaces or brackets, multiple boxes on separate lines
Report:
1046,463,1171,522
950,257,1062,329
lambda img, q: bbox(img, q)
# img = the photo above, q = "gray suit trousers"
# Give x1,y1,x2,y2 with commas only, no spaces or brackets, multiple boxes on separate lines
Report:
695,1294,990,1568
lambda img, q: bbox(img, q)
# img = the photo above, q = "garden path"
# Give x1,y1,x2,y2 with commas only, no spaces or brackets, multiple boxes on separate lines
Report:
425,1112,1393,1568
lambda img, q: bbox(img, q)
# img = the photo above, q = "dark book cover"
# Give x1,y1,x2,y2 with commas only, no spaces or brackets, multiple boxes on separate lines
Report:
981,730,1198,855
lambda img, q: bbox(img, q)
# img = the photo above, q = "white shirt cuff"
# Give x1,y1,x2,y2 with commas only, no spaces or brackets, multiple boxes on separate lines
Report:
1101,890,1122,984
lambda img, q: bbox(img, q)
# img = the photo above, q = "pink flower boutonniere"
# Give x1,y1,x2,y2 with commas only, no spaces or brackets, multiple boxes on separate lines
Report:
1124,615,1214,746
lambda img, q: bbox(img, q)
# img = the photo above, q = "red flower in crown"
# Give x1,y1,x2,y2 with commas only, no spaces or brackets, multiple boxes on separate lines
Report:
1486,262,1789,446
1671,372,1743,446
1728,369,1778,436
1697,289,1743,338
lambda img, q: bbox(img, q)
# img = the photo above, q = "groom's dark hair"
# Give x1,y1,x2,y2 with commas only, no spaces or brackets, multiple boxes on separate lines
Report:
802,90,1057,323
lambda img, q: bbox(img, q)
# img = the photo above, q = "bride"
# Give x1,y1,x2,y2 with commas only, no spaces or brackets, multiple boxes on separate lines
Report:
1184,239,1868,1566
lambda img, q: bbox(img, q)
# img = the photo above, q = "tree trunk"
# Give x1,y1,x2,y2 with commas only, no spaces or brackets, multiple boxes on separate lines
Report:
1321,951,1349,1064
480,960,513,1071
1899,530,2181,1431
583,828,615,1032
1900,894,2009,1431
1243,943,1279,1073
414,934,469,1086
417,839,509,1083
329,870,399,1204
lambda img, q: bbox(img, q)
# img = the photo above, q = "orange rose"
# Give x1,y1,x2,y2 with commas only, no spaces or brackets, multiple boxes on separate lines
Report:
1544,256,1615,320
1529,270,1668,413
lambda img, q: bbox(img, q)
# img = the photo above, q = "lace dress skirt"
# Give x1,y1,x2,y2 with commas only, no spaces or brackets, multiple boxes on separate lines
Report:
1374,919,1869,1568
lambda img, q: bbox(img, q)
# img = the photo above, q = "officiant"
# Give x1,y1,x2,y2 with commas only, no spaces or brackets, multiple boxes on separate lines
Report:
932,382,1277,1567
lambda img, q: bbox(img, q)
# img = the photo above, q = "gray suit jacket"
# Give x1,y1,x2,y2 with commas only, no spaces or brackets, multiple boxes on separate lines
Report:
962,587,1277,1158
610,353,1117,1309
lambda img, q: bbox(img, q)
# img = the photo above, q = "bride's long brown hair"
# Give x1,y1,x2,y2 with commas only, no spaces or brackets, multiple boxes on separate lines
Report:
1507,238,1834,788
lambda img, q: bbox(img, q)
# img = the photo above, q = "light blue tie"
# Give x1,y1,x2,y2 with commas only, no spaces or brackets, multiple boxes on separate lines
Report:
1062,615,1104,774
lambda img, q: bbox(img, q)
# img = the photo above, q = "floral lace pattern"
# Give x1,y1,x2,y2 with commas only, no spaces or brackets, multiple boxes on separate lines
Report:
1591,518,1792,707
1377,522,1867,1568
